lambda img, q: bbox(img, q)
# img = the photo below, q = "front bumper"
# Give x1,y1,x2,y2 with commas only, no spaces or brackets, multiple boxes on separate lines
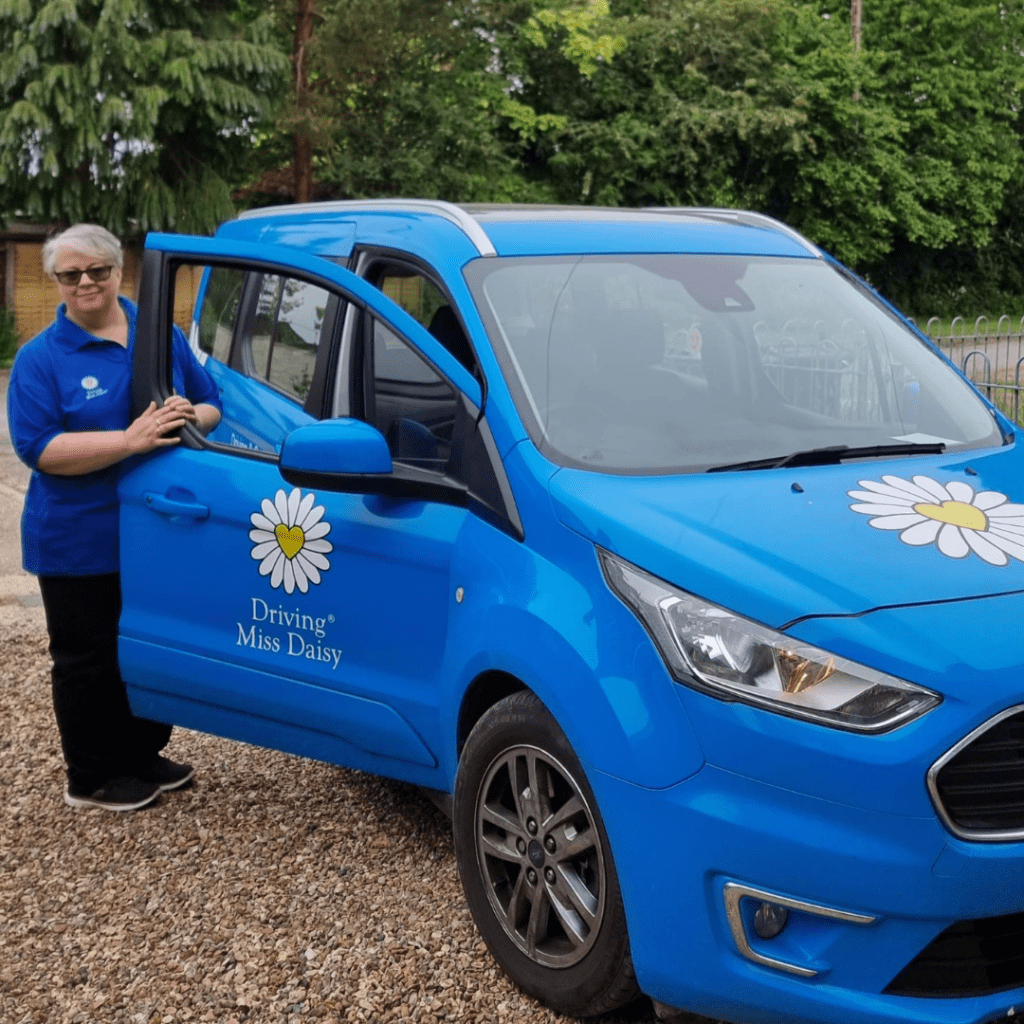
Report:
591,762,1024,1024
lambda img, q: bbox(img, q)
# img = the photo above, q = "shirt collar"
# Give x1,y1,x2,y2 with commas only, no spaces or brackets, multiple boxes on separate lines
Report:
52,296,138,351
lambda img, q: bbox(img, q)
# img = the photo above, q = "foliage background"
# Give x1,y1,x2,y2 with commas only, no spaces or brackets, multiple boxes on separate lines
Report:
2,0,1023,315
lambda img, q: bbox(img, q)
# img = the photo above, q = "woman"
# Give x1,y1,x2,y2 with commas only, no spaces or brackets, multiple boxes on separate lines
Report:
7,224,222,812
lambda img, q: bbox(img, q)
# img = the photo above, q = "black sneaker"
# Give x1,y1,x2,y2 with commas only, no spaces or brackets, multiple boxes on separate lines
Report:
65,776,162,812
135,756,195,792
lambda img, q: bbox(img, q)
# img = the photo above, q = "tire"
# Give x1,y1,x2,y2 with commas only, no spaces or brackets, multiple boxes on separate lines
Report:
453,691,639,1017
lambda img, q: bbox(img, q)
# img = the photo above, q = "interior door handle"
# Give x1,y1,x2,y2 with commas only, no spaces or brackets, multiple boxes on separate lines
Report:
143,492,210,520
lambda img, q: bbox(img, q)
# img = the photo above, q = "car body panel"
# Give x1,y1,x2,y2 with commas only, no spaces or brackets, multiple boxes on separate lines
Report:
548,448,1024,628
116,206,1024,1024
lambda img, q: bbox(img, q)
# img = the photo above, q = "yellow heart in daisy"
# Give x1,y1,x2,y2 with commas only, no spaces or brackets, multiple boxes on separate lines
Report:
913,500,987,532
275,523,305,559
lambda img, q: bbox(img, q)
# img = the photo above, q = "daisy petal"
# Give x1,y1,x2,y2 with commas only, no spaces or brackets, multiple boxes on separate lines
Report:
301,504,326,530
848,489,917,505
964,529,1009,566
287,487,302,527
303,539,333,554
296,489,315,522
973,491,1009,511
912,476,952,502
869,513,927,530
275,489,290,527
250,512,276,531
261,498,281,524
282,558,296,594
856,478,931,501
249,529,276,544
292,557,309,594
299,550,331,571
851,503,924,517
270,554,286,589
985,502,1024,518
936,523,969,559
303,521,332,540
251,540,280,561
944,480,976,503
981,530,1024,563
259,549,282,576
881,475,938,500
898,519,942,546
987,521,1024,539
295,553,321,586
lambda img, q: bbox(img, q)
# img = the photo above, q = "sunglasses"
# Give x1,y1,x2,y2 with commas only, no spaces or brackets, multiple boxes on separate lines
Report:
54,265,114,286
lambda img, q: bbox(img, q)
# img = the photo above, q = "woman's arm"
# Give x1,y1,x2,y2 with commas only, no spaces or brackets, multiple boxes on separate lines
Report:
36,401,186,476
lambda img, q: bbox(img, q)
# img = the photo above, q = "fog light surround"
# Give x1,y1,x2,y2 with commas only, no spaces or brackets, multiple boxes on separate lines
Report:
723,882,875,977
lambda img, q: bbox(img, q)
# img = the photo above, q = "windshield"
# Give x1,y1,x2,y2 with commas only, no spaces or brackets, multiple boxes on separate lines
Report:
465,255,1003,474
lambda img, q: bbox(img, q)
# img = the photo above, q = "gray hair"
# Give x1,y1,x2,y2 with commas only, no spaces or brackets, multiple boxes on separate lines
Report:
42,224,124,278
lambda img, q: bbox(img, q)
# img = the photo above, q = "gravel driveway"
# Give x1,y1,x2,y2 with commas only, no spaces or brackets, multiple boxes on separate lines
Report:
0,369,704,1024
0,626,684,1024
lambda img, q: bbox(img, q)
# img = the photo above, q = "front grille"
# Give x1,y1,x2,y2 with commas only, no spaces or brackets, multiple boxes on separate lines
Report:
885,910,1024,997
929,705,1024,839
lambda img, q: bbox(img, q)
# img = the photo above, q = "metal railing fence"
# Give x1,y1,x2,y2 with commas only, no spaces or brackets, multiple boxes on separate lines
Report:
914,315,1024,425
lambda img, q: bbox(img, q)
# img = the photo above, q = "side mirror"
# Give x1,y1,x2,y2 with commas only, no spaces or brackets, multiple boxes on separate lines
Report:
278,416,469,508
280,419,393,478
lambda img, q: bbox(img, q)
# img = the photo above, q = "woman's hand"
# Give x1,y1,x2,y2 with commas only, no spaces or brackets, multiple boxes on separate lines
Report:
124,400,186,455
162,394,198,426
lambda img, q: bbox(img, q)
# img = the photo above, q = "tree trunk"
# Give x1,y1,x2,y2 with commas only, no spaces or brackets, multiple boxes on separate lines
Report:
293,0,315,204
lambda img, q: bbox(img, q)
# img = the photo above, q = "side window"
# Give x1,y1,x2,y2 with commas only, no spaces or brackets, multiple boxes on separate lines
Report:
168,261,335,459
196,267,244,364
373,266,475,372
369,318,458,473
250,274,328,403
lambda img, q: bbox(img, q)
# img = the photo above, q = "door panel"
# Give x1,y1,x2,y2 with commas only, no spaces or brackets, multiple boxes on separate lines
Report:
120,238,486,782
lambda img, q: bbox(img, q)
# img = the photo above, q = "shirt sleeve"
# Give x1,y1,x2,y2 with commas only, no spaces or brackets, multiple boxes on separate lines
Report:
171,325,221,411
6,340,64,470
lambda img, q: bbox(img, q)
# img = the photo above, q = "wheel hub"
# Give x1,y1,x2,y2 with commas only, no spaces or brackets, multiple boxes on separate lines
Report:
475,744,606,969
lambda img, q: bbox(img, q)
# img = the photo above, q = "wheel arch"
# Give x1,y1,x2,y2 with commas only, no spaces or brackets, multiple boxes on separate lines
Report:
457,670,529,759
445,604,704,792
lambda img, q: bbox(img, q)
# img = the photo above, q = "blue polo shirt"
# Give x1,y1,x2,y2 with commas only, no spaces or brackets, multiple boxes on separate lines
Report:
7,297,221,576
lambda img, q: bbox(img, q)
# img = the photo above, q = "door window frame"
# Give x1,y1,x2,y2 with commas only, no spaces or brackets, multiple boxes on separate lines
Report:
133,238,521,537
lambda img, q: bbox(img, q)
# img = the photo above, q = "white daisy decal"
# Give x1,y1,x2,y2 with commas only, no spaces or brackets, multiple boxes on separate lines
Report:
249,487,333,594
848,475,1024,567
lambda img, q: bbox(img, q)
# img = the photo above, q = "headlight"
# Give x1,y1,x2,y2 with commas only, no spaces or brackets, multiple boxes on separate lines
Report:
599,550,940,733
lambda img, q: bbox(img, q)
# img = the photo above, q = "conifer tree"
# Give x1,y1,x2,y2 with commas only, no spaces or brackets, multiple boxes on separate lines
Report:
0,0,289,233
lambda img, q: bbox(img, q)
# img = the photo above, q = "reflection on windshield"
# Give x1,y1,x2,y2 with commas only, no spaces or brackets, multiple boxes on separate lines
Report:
467,255,1001,474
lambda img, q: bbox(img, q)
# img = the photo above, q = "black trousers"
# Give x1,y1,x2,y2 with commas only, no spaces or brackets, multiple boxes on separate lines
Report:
38,573,172,793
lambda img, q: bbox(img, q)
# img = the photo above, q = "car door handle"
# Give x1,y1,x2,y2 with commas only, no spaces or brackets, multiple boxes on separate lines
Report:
143,492,210,520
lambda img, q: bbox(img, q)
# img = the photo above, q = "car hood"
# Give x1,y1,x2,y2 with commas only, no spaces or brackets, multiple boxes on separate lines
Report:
548,447,1024,629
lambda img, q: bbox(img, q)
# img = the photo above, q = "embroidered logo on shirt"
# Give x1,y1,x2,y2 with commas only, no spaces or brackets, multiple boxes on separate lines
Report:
80,375,108,400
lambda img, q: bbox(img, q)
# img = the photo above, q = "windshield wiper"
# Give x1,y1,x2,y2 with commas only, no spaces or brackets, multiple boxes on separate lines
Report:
706,441,946,473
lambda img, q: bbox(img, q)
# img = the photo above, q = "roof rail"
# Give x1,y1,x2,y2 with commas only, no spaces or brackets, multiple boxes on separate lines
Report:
237,199,497,257
643,207,820,256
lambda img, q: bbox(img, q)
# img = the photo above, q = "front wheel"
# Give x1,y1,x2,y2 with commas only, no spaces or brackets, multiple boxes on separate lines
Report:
453,691,639,1017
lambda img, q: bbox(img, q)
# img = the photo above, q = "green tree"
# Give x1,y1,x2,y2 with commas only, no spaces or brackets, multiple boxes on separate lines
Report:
508,1,806,207
506,0,1024,286
776,0,1024,273
263,0,548,202
0,0,289,233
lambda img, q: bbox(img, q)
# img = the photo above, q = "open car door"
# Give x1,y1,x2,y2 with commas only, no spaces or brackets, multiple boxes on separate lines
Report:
118,234,517,789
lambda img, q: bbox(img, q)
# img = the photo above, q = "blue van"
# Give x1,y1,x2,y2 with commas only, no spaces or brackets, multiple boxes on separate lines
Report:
119,202,1024,1024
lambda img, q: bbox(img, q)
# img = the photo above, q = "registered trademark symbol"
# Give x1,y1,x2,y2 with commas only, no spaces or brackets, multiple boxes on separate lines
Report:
328,614,335,623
